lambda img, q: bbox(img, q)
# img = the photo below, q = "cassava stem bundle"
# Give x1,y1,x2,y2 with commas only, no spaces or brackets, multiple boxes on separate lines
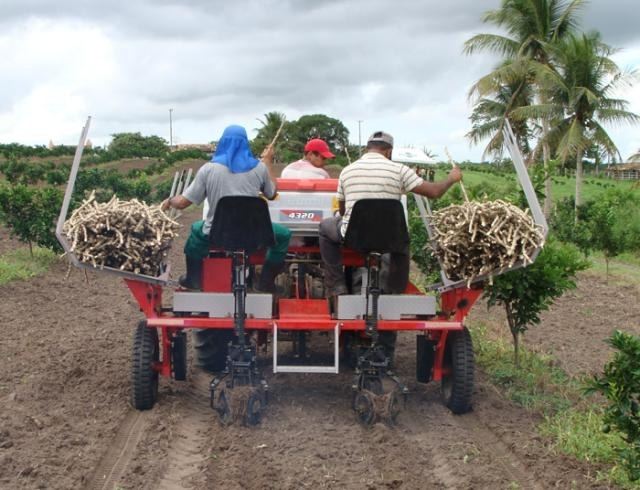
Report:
430,200,545,286
64,192,179,276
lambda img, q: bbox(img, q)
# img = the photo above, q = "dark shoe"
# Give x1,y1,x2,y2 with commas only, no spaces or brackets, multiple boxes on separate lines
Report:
179,256,203,290
256,261,285,293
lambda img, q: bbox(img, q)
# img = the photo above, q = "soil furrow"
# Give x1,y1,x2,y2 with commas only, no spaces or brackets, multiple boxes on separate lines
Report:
85,410,148,490
155,371,214,490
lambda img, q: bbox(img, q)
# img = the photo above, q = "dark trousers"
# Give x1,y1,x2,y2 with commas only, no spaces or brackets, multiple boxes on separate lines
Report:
319,216,410,295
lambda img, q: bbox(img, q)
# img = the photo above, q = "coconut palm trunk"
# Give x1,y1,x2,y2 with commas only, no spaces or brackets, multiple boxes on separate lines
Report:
542,122,553,217
575,148,583,218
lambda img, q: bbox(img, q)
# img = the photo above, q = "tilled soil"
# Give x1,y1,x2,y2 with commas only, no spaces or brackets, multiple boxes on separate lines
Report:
0,208,630,489
468,271,640,377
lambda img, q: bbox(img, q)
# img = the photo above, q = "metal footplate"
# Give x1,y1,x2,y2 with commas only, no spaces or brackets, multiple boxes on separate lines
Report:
273,322,340,374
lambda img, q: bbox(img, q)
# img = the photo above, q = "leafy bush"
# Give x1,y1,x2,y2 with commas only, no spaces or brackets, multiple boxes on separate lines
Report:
164,148,208,165
587,330,640,481
484,238,589,365
153,179,174,203
550,196,593,256
107,132,168,159
0,184,63,253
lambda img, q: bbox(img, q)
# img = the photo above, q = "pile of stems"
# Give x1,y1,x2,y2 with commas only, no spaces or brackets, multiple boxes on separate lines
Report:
64,192,179,276
430,199,545,286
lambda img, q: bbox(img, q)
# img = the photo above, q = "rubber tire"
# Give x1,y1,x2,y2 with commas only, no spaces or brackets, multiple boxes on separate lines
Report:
171,331,187,381
441,327,474,415
193,329,234,372
131,321,159,410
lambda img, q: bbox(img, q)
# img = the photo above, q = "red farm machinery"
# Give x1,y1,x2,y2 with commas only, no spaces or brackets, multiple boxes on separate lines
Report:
57,118,547,425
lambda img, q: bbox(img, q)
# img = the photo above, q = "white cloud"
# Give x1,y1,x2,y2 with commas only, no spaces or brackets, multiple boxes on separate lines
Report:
0,0,638,162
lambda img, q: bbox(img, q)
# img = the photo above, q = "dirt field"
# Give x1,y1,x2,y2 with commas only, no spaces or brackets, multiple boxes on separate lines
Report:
0,207,636,489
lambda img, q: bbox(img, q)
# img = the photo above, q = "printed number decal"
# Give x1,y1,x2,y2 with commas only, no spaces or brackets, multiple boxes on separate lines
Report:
280,209,323,222
288,212,314,219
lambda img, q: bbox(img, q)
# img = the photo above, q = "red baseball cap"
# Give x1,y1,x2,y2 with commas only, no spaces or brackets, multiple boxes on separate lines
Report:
304,138,335,159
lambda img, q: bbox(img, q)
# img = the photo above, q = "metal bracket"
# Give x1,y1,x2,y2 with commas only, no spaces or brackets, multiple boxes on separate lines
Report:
273,322,340,374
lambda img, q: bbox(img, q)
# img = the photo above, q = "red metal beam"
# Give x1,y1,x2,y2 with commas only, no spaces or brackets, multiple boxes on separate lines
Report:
146,316,463,331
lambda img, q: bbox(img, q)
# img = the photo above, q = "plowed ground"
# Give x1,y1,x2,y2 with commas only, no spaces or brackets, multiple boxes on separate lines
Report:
1,207,635,489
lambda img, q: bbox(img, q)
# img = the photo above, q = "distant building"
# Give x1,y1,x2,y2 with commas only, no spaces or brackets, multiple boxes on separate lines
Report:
174,143,215,153
604,163,640,181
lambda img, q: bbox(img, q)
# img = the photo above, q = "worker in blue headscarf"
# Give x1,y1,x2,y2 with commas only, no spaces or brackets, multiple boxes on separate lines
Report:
162,125,291,291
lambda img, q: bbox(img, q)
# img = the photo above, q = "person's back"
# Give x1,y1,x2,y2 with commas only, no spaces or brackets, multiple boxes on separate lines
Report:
281,138,334,179
319,130,461,298
338,152,421,236
189,161,274,234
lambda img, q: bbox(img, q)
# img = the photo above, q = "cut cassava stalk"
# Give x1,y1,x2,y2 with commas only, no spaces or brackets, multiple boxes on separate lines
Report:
63,192,179,276
430,199,545,287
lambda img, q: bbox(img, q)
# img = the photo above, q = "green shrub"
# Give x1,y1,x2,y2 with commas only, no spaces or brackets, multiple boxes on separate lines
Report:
587,330,640,481
0,184,63,253
484,238,589,366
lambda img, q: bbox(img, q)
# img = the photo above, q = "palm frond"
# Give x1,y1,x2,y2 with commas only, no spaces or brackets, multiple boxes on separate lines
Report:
463,34,519,57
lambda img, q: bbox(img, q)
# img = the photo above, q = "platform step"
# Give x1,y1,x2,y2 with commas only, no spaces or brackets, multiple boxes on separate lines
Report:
273,322,339,374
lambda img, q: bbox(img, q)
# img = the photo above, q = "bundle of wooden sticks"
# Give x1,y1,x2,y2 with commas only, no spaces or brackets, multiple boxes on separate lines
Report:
430,199,545,285
64,192,179,276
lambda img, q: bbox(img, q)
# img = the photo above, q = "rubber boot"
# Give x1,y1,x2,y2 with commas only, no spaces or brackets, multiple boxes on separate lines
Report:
179,256,203,290
256,261,285,293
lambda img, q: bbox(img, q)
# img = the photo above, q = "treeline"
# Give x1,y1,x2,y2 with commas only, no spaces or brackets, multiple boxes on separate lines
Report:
0,133,209,254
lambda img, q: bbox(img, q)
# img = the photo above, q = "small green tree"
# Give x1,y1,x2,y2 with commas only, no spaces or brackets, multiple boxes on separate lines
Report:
484,238,588,366
0,184,63,255
587,330,640,481
588,189,640,278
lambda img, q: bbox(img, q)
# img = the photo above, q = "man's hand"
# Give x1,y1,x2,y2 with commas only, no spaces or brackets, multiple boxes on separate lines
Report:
448,166,463,183
161,198,171,211
261,144,275,162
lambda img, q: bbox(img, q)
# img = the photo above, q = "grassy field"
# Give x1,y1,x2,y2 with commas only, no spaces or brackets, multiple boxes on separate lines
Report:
471,324,639,488
430,167,637,204
0,247,58,285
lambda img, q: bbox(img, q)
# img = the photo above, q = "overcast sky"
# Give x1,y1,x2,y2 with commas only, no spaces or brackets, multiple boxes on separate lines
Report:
1,0,639,161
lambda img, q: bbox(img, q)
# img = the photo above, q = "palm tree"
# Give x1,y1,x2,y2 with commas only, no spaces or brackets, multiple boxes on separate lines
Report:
464,0,586,215
466,62,534,159
253,111,287,163
516,32,639,213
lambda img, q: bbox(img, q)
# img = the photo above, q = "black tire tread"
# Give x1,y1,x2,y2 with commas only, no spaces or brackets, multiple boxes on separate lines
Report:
131,321,159,410
193,329,233,372
442,327,474,414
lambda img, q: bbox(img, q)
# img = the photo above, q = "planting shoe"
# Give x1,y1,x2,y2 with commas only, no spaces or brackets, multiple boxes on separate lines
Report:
179,255,203,290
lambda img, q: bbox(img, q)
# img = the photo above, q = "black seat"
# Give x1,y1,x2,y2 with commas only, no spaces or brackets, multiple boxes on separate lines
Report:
209,196,275,253
343,199,409,254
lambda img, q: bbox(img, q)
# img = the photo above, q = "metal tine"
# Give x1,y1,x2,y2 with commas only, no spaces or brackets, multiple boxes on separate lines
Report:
170,168,195,220
184,168,193,190
169,170,181,200
168,170,184,220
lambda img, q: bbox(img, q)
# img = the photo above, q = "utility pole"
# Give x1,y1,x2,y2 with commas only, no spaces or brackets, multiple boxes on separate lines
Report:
169,108,173,150
357,120,363,155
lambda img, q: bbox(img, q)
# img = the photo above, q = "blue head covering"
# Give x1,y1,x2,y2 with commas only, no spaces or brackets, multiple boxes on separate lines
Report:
211,125,259,174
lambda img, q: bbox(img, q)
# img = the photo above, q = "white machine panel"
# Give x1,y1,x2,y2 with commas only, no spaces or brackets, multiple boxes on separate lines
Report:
173,292,273,318
336,294,436,320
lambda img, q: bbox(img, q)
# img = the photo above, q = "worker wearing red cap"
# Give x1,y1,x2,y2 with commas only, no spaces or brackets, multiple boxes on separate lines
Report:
281,138,335,179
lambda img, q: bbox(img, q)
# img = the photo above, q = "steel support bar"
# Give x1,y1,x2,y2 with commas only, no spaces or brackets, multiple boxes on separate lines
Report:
147,317,464,331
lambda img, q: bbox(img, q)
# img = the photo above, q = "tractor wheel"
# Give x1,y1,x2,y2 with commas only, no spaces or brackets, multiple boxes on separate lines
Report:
131,321,159,410
441,327,474,415
193,329,234,372
354,391,376,426
171,330,187,381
